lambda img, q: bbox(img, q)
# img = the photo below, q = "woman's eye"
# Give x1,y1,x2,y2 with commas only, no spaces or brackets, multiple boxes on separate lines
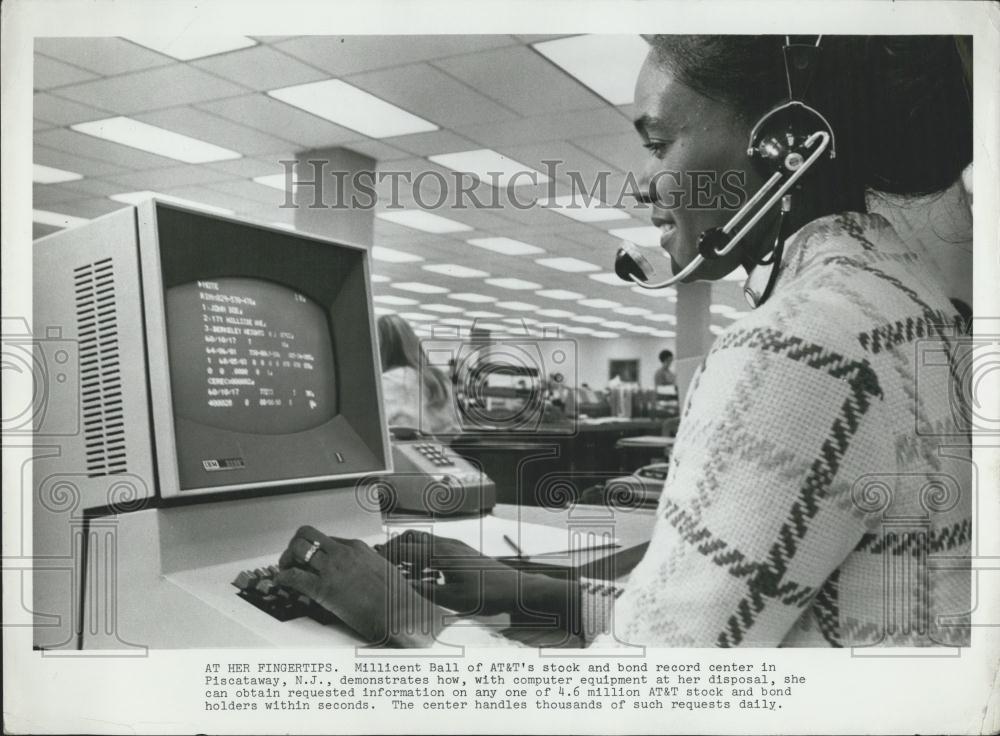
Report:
643,140,671,158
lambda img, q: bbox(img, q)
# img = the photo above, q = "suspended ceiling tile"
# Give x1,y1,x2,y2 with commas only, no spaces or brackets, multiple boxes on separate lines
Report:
206,179,288,206
33,222,62,240
135,106,297,156
394,239,467,262
56,65,248,115
206,156,294,179
493,201,583,227
33,183,87,206
493,219,574,238
559,224,621,248
165,185,277,217
373,218,441,239
453,107,630,148
513,35,572,44
50,197,130,218
251,36,302,44
59,179,128,198
598,172,646,211
346,63,519,127
33,144,130,178
191,45,329,91
380,129,479,157
34,54,98,89
34,91,111,126
274,35,518,77
399,172,498,211
433,45,605,116
502,181,563,209
372,157,457,199
435,209,520,233
342,139,412,162
34,37,172,76
196,93,365,149
374,217,412,238
34,128,178,170
110,164,236,191
495,141,621,194
569,131,644,175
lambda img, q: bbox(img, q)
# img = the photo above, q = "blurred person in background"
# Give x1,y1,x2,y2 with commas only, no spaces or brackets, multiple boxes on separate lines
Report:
653,348,676,388
377,314,461,436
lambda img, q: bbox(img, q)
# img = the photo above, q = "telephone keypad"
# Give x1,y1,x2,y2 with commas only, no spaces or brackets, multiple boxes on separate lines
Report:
413,442,455,468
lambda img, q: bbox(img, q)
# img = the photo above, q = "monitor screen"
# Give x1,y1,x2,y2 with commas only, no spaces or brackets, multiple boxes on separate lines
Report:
166,277,337,435
149,203,387,494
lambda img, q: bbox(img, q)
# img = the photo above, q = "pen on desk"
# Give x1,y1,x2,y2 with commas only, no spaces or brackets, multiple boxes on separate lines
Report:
503,534,523,558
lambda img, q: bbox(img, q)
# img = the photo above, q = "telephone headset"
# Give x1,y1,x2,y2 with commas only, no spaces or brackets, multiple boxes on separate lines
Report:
615,36,836,308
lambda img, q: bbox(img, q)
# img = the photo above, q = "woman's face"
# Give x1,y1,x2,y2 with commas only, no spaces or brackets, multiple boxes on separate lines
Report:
633,53,767,281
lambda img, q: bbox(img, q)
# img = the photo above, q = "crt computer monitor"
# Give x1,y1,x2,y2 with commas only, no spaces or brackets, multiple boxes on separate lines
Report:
32,200,391,649
33,199,390,648
33,199,390,502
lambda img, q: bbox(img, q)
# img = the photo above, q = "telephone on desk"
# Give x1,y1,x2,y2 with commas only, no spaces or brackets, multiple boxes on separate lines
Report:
603,462,669,508
379,427,497,516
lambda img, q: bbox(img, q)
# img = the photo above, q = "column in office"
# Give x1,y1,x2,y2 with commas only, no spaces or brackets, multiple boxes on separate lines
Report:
293,147,377,247
672,281,713,404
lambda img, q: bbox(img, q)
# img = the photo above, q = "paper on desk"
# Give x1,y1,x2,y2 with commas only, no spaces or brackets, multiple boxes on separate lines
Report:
380,515,619,558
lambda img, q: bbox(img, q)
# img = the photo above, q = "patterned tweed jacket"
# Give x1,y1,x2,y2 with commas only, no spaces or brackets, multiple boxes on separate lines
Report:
583,211,972,648
439,212,971,649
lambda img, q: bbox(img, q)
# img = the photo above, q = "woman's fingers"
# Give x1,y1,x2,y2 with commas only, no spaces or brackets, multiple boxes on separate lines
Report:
381,540,433,568
293,525,325,543
274,566,321,599
400,529,434,543
410,578,467,610
379,533,433,564
279,527,364,570
278,535,325,569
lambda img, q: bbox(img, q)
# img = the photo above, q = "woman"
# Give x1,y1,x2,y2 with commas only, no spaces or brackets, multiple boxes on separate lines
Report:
377,314,461,436
276,36,972,648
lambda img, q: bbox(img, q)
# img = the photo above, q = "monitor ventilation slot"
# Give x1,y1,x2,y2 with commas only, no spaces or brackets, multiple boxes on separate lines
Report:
75,258,127,477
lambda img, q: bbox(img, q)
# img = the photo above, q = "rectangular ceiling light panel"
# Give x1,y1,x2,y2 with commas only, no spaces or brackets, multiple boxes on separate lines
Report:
72,117,241,163
268,79,438,138
429,149,549,187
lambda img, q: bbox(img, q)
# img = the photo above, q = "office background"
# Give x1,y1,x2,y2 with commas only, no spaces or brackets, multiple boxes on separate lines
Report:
31,34,971,390
30,34,769,393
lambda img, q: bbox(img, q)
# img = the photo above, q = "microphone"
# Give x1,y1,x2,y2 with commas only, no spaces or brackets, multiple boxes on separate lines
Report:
615,129,832,292
614,241,706,289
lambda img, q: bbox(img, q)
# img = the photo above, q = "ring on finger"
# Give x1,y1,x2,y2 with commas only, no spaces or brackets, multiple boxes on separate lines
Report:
302,539,322,564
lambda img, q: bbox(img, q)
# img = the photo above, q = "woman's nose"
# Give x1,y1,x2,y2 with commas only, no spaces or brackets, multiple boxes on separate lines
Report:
635,164,657,205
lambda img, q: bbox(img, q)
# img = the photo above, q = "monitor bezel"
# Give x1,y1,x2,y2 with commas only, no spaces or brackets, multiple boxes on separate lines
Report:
136,199,391,499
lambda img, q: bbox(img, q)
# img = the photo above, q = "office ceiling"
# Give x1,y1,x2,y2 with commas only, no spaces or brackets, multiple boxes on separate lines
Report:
32,35,749,338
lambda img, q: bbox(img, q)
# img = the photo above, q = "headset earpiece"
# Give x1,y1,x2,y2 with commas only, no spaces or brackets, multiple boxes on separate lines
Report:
748,100,837,174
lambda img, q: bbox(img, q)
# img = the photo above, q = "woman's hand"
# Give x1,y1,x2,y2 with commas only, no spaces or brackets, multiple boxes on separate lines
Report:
377,530,550,617
275,525,445,647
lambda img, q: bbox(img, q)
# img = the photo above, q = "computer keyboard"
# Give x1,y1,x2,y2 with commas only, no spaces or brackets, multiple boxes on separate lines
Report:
232,559,444,623
232,566,339,623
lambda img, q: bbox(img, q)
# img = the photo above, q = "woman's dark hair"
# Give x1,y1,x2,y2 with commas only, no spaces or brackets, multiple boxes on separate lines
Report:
649,36,972,207
377,314,450,406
